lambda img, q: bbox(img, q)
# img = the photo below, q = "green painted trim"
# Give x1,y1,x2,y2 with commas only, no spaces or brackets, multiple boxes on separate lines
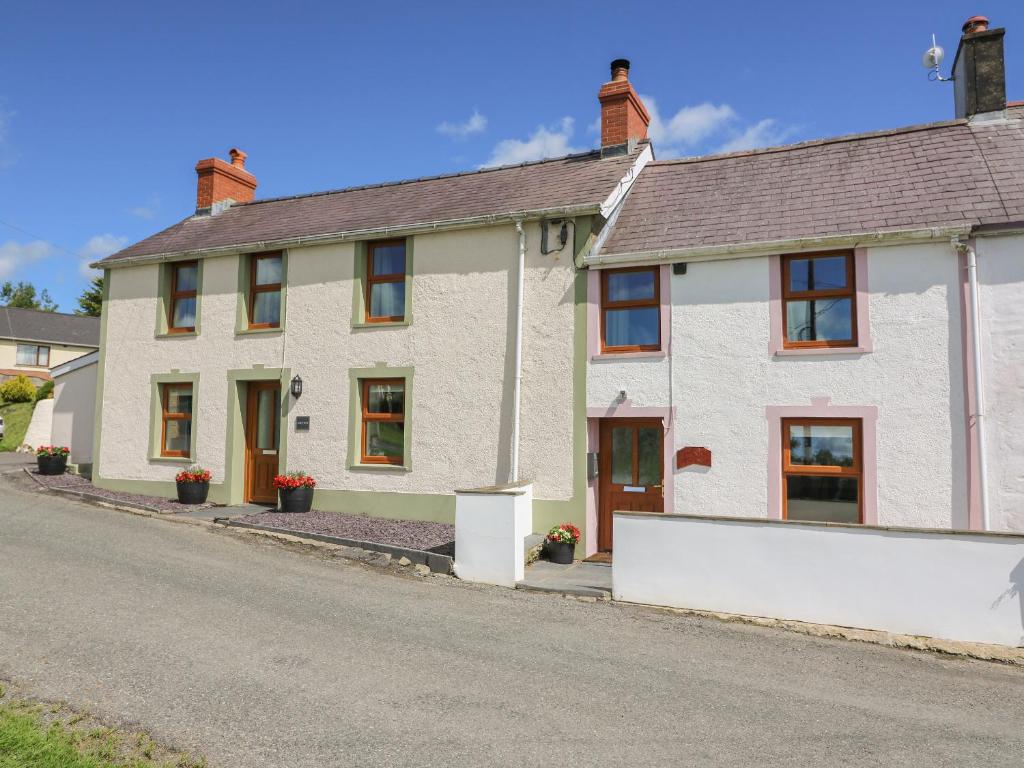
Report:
148,372,200,462
309,487,453,523
223,366,291,504
155,260,204,337
346,365,414,470
235,251,288,335
91,476,232,505
351,237,413,328
91,270,111,481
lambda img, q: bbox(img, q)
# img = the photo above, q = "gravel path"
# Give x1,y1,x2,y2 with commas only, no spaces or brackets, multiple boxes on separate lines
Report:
28,470,215,514
237,509,455,554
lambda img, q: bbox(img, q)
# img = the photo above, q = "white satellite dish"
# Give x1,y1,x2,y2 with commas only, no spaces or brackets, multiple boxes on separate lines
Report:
922,34,951,81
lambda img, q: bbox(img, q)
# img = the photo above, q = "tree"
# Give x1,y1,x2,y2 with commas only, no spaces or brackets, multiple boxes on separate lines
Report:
75,275,103,317
0,281,58,311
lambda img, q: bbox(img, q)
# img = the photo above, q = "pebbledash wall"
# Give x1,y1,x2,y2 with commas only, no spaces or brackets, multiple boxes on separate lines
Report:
587,234,1024,533
93,219,589,532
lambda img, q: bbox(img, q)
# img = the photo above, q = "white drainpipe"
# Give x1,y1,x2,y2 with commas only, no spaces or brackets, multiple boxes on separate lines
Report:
961,239,991,530
511,220,526,483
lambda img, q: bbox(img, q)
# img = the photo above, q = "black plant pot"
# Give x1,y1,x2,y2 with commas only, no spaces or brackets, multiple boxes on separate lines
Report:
176,480,210,505
546,540,576,565
278,485,314,513
36,454,67,476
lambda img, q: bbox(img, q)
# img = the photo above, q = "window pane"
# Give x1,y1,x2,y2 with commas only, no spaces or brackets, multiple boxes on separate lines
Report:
371,244,405,276
607,270,655,302
256,389,276,450
370,281,405,319
365,421,404,462
605,307,659,348
38,347,49,366
789,256,847,292
611,427,633,485
785,298,852,342
254,255,282,286
366,382,404,414
175,263,198,292
637,427,662,485
786,476,859,524
172,297,197,328
789,424,855,467
16,345,37,365
164,419,191,455
252,290,281,325
166,386,192,415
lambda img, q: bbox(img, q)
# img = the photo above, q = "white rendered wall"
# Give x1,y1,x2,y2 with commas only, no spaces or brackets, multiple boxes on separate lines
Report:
588,242,968,529
977,234,1024,532
454,484,533,587
97,222,576,504
613,513,1024,647
51,362,96,463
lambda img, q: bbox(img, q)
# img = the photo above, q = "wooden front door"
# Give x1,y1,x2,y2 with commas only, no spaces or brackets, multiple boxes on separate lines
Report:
245,381,280,504
598,418,665,551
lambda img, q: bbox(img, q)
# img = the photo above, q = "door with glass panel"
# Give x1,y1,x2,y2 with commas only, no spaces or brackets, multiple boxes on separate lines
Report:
245,381,280,503
782,418,862,523
598,419,664,551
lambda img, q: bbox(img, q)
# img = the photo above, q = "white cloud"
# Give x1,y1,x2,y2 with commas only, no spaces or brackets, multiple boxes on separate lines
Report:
716,118,800,154
130,194,161,219
0,239,54,279
483,117,581,167
78,234,128,277
437,110,488,139
642,97,737,158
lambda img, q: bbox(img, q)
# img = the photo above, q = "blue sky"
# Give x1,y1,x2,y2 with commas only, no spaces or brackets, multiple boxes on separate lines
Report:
1,1,1021,311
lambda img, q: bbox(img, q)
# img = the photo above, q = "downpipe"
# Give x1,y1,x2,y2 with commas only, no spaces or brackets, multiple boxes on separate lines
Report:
511,221,526,483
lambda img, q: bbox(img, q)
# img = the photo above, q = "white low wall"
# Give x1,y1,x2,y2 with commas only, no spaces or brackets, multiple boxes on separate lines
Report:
454,483,533,588
613,512,1024,648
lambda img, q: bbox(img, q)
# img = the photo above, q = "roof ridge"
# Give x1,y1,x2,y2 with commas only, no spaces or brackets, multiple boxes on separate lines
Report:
241,147,622,208
651,118,975,167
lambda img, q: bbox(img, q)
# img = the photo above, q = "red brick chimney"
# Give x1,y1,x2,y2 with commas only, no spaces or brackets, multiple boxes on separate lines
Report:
598,59,650,155
195,148,257,213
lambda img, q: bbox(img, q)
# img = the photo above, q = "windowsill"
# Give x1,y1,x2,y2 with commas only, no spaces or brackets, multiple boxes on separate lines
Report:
236,326,284,337
156,330,199,339
351,319,412,329
348,463,412,473
149,456,192,464
591,351,667,362
773,346,872,357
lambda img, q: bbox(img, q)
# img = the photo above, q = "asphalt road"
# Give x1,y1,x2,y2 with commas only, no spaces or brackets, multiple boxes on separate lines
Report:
2,472,1023,767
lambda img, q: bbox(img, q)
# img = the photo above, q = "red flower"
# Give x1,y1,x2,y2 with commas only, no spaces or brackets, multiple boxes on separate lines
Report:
36,445,69,457
272,472,316,490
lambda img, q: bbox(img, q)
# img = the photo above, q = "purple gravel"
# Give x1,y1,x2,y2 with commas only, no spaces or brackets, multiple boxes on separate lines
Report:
237,510,455,555
29,471,214,514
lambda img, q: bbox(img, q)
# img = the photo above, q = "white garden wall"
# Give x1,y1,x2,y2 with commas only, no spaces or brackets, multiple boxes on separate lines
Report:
613,512,1024,647
454,483,533,587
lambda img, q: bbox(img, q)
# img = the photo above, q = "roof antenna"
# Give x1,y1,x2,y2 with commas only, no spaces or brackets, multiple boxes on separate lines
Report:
922,33,952,82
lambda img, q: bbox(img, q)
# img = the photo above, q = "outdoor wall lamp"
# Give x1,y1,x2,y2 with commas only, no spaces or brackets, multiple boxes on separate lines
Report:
290,375,303,399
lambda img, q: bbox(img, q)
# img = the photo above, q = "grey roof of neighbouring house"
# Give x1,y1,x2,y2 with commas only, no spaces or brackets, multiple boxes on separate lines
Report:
98,149,645,265
600,109,1024,257
0,307,100,347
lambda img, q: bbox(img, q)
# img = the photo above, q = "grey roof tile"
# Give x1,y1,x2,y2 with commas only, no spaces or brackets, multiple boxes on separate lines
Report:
0,307,100,347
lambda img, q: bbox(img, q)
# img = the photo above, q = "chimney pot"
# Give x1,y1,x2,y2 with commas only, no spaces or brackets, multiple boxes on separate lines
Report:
963,15,989,35
610,58,631,81
229,147,248,168
195,148,257,214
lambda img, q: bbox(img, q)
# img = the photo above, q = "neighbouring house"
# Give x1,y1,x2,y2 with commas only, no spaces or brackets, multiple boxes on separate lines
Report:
92,16,1022,560
0,307,99,386
50,350,98,471
584,16,1024,554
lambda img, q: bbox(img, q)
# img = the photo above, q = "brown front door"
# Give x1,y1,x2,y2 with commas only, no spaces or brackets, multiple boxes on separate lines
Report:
598,418,665,551
245,381,280,504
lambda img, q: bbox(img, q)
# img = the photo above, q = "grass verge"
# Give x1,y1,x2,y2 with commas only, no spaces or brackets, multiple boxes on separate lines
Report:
0,401,34,451
0,681,206,767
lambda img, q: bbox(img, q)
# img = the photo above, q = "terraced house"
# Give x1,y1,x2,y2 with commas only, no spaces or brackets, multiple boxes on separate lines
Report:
94,17,1024,555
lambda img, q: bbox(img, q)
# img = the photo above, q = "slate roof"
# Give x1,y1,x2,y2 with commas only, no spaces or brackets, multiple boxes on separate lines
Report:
600,109,1024,257
0,307,100,347
100,149,643,265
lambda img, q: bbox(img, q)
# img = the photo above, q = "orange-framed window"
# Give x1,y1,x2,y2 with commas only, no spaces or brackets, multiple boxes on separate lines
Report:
15,344,49,366
600,266,661,353
782,251,856,348
360,378,404,465
782,417,861,524
366,240,406,322
160,383,193,458
168,260,198,332
248,252,282,329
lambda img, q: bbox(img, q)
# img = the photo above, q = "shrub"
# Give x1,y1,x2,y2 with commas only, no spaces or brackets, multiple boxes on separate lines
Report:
35,379,53,402
0,375,36,403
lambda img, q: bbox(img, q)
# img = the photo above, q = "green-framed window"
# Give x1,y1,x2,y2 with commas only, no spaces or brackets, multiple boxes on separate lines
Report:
352,238,413,327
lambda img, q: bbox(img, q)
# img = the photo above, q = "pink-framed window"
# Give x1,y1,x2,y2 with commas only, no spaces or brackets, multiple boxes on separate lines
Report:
588,264,671,360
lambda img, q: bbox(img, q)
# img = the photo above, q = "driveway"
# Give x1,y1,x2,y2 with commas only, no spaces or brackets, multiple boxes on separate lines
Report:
1,473,1022,767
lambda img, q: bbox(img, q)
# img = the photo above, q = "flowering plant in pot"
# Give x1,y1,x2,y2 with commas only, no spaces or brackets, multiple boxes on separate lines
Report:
273,471,316,513
35,445,70,476
175,464,211,505
545,523,581,564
